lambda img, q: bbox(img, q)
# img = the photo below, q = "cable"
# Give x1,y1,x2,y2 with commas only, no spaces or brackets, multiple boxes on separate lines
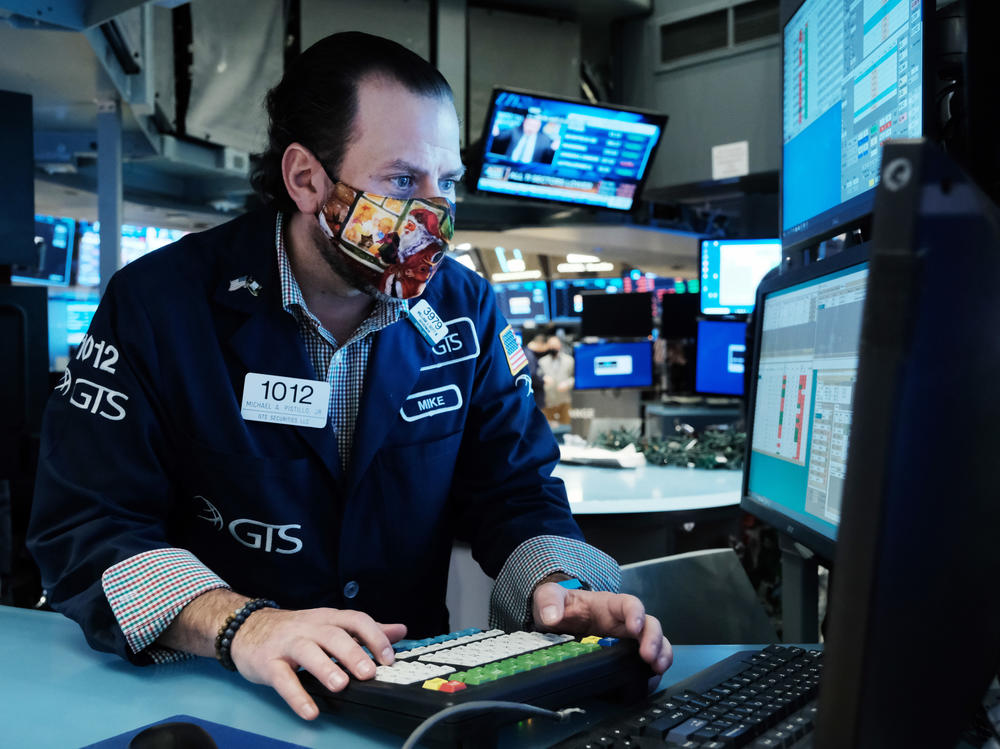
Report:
400,700,585,749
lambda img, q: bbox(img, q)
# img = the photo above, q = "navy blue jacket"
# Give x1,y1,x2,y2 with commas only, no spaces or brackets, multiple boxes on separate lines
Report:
28,208,583,663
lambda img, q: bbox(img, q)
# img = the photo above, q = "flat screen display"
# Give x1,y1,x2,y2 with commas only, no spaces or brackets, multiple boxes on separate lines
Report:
782,0,924,249
746,259,868,549
493,280,549,324
660,292,700,339
700,239,781,315
12,215,75,287
580,291,653,338
695,319,748,396
74,222,188,286
549,278,623,322
476,88,667,211
574,341,653,390
47,292,100,371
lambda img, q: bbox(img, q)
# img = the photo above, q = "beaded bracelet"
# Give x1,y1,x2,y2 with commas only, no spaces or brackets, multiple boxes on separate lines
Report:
215,597,278,671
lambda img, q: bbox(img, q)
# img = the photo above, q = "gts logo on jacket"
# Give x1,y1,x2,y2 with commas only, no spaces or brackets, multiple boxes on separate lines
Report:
196,496,302,554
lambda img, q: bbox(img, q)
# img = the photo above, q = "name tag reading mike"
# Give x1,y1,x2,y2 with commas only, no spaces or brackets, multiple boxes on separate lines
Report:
241,373,330,428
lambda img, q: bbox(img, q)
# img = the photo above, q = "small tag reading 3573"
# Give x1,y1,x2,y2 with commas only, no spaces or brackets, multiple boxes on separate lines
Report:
241,373,331,428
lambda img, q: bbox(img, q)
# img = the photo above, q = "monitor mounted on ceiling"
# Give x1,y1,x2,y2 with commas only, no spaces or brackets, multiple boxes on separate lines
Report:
475,88,667,212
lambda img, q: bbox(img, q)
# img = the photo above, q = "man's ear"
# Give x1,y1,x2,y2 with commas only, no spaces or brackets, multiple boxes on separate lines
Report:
281,143,330,215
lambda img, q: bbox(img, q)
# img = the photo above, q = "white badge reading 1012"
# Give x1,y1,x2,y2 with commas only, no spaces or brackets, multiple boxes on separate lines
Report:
241,373,331,429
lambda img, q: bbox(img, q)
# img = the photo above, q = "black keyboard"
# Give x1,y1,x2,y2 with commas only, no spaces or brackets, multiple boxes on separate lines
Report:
552,644,823,749
298,628,653,743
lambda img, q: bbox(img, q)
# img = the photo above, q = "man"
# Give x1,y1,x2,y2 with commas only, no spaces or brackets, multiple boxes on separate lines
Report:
539,335,575,426
27,32,670,721
489,113,557,165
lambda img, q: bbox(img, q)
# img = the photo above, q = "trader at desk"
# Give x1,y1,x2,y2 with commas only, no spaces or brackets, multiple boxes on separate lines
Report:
27,31,671,722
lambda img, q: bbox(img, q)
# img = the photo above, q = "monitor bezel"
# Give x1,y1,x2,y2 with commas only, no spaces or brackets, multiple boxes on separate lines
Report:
474,86,668,213
779,0,934,255
694,318,748,397
572,339,655,391
699,237,782,315
491,279,551,325
740,242,871,564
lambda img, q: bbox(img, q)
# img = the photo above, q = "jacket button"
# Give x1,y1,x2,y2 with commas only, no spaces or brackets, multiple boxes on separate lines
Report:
343,580,359,599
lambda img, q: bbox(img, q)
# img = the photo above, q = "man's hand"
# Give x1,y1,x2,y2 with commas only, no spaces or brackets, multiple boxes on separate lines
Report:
158,590,406,721
532,581,673,683
231,607,407,720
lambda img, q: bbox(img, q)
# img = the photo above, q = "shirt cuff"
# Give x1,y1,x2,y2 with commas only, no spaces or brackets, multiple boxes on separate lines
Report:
102,548,230,657
488,535,621,632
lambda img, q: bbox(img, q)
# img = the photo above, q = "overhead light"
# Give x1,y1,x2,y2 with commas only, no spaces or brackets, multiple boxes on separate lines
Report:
455,242,472,251
566,253,600,264
557,262,615,273
507,258,526,272
491,270,542,282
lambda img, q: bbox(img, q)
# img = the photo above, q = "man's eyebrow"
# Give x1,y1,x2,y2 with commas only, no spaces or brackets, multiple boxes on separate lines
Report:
380,159,466,180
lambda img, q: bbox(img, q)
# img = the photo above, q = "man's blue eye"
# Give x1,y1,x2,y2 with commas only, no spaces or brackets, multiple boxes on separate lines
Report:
392,176,414,189
439,179,456,192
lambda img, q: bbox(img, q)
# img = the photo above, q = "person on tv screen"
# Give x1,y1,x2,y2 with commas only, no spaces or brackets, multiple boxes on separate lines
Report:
28,31,672,721
490,111,558,165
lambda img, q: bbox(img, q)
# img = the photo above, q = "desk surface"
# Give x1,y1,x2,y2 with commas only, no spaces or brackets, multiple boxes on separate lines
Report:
1,606,762,748
552,463,742,515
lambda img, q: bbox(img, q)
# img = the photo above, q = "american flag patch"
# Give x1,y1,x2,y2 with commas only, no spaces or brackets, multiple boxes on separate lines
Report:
499,325,528,375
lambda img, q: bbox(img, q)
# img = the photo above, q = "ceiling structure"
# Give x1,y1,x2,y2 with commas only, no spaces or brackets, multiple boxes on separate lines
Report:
1,0,706,279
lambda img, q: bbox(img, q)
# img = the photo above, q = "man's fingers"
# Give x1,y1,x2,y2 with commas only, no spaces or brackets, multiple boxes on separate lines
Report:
291,637,350,692
318,626,380,680
327,610,395,669
266,659,322,721
531,582,568,628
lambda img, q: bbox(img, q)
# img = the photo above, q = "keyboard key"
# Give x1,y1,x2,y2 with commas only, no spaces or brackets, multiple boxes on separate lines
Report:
648,711,692,738
665,717,709,743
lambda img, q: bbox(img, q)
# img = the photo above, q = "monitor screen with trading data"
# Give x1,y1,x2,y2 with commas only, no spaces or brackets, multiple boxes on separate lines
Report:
11,215,75,286
700,239,781,315
492,281,549,325
781,0,925,251
742,246,868,561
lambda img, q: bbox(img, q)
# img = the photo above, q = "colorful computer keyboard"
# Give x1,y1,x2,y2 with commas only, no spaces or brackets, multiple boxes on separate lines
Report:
299,627,652,742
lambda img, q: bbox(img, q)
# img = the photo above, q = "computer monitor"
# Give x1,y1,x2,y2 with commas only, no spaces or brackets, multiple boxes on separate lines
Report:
814,139,1000,748
75,222,101,287
700,239,782,315
549,278,623,323
741,244,869,563
660,292,700,340
475,88,667,212
580,292,653,339
11,216,75,287
47,292,100,371
492,281,549,325
781,0,929,253
573,341,653,390
695,320,748,397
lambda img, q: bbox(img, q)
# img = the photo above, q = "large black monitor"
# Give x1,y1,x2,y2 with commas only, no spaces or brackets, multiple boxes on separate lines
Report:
741,244,869,563
492,281,549,325
574,341,653,390
699,238,782,315
814,139,1000,748
659,292,700,340
11,216,76,287
695,319,748,397
549,277,623,323
781,0,929,253
580,291,653,338
475,88,667,212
